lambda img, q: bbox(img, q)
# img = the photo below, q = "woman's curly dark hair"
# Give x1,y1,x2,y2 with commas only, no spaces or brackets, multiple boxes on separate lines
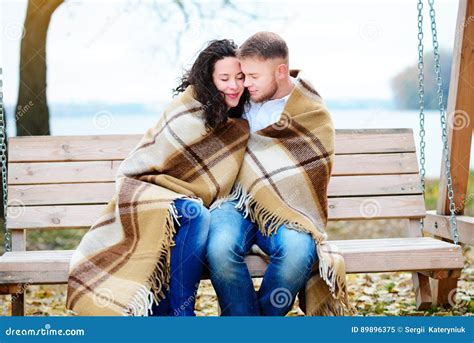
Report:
174,39,249,130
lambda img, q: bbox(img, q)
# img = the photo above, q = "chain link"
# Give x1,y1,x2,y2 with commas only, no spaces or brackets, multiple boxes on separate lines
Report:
417,0,426,233
427,0,459,244
0,68,11,252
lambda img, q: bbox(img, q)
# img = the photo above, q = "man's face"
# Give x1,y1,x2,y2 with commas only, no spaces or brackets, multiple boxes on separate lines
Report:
240,57,279,103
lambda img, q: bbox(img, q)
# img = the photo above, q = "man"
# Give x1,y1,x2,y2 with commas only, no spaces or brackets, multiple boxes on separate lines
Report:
206,32,339,316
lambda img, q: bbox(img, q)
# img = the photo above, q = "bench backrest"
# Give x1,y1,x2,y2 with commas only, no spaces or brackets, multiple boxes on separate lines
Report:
5,129,425,249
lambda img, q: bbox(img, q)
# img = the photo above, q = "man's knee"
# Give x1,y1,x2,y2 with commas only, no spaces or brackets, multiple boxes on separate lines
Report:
207,229,245,264
207,201,249,260
272,228,317,270
206,227,249,281
213,200,239,212
209,201,241,223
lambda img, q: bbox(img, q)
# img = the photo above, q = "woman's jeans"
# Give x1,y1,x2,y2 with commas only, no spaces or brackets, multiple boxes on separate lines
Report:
206,201,317,316
149,198,210,316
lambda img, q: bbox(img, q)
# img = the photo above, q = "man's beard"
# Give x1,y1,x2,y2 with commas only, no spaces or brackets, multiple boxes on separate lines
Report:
252,79,278,103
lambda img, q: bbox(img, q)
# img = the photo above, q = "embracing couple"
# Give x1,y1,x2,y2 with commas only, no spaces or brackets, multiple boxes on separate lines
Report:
66,32,354,317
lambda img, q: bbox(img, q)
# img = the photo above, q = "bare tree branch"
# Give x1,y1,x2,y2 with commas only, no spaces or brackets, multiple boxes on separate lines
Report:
173,0,191,57
221,0,259,20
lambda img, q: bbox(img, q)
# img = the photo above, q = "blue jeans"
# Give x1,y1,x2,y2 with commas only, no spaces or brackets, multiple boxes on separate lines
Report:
149,198,210,316
206,201,317,316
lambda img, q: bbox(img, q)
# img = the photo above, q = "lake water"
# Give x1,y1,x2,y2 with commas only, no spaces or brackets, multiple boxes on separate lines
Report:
5,108,474,178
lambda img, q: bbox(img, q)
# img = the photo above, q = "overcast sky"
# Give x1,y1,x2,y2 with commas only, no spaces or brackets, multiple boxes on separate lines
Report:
1,0,460,106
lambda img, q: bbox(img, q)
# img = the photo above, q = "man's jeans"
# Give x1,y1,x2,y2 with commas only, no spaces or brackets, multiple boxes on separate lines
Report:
149,198,210,316
206,201,317,316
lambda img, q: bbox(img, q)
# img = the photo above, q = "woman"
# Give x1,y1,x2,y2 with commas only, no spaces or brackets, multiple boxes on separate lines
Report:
66,39,250,317
149,39,250,316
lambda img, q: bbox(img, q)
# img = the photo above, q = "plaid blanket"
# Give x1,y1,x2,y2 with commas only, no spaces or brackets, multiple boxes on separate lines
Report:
66,86,250,316
213,71,355,316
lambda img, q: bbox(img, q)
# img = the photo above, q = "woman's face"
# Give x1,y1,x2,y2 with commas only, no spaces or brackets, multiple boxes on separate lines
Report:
212,57,245,108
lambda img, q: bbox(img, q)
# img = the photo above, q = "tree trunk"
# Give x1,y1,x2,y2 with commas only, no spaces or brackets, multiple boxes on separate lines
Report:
16,0,63,136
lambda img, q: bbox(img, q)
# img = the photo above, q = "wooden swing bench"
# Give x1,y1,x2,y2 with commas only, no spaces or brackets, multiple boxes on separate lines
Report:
0,128,464,316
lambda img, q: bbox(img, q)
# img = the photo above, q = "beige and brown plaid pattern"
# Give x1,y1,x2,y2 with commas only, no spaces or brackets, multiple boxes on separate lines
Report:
66,86,250,316
215,71,355,316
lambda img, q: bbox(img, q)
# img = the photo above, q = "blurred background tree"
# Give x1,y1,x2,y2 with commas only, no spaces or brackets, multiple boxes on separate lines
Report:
16,0,63,136
390,49,452,110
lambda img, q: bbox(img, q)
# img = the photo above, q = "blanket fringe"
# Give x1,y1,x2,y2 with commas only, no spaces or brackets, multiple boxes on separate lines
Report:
305,292,355,316
311,245,357,316
123,201,179,316
317,246,339,297
220,182,314,239
209,183,246,211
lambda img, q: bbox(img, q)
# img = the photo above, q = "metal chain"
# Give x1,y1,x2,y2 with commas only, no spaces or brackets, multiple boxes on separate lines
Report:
427,0,459,244
417,0,426,232
0,68,11,252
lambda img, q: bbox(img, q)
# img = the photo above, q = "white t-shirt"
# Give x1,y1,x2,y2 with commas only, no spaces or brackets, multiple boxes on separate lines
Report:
243,77,296,133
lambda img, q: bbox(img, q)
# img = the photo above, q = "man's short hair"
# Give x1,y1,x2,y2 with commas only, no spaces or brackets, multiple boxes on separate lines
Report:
238,31,289,64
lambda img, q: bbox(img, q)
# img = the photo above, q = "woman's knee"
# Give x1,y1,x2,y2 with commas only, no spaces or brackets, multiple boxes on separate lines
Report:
176,199,210,225
173,199,211,250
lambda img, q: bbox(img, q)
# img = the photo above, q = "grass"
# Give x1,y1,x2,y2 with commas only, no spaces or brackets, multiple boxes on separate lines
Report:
424,169,474,215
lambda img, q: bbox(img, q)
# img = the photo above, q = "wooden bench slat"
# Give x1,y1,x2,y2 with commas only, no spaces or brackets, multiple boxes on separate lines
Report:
8,135,139,162
6,205,102,230
8,161,121,185
0,271,69,285
8,129,416,162
329,174,422,197
326,237,458,250
8,175,423,206
9,183,114,206
6,195,426,230
335,129,416,154
0,237,462,284
333,152,418,175
8,153,419,185
329,237,463,273
328,195,425,220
